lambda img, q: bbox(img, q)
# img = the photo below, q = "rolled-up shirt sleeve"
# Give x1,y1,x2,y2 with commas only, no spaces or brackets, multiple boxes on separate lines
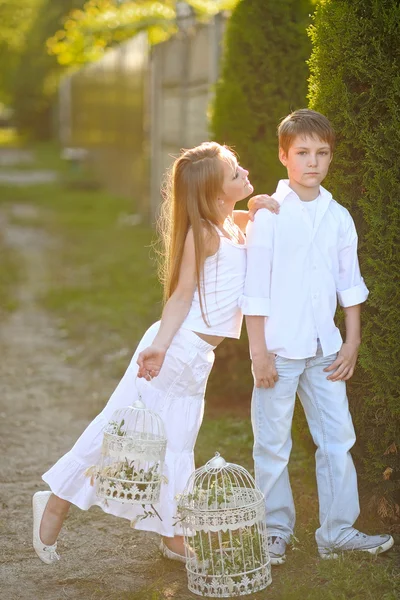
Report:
337,213,369,307
239,209,274,316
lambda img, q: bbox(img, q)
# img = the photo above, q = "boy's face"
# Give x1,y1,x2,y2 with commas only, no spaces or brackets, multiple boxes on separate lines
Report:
279,135,332,194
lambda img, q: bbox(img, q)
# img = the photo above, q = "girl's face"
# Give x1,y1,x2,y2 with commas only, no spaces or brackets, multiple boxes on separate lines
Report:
220,156,254,207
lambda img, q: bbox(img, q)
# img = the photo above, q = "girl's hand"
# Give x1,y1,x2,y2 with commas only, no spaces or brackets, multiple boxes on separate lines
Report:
248,194,280,221
137,345,167,380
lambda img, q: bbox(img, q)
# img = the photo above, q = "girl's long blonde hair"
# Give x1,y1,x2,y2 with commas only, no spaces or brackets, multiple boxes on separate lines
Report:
157,141,235,321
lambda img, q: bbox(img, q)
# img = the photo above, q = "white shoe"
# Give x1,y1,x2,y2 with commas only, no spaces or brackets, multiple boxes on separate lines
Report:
320,531,394,559
159,539,186,563
267,535,287,565
32,491,60,564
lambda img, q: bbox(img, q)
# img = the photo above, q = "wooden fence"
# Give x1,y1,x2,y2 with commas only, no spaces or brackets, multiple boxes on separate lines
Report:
58,14,226,221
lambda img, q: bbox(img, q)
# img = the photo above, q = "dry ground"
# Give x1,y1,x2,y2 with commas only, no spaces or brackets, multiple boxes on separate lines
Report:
0,202,188,600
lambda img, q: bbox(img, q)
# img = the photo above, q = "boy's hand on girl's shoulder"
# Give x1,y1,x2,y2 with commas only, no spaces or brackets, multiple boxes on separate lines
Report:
248,194,280,221
137,344,167,380
324,341,360,382
251,353,279,388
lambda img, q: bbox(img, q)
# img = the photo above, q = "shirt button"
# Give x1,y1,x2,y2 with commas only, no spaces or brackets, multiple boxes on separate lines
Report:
313,265,317,270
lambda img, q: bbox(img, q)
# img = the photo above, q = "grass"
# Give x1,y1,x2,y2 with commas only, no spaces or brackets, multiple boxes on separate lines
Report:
0,232,20,314
0,141,398,600
0,139,161,378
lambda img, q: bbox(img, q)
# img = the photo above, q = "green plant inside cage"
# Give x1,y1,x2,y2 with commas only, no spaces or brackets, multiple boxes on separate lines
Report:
191,527,266,576
107,418,126,436
185,473,238,510
98,459,160,499
181,472,268,577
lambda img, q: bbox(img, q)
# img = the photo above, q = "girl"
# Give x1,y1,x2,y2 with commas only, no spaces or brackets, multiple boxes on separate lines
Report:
32,142,278,564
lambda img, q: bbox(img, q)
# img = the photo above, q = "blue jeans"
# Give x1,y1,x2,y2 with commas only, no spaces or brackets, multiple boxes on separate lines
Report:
251,344,360,551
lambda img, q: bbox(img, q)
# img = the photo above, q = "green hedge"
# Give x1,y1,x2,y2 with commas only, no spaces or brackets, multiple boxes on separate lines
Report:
309,0,400,521
210,0,313,194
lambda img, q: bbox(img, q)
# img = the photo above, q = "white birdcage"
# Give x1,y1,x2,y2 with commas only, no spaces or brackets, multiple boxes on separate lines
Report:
177,453,271,598
95,399,167,505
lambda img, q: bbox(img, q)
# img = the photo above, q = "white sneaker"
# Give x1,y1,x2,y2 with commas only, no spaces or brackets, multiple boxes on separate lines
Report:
159,539,186,563
267,535,287,565
320,531,394,559
32,491,60,564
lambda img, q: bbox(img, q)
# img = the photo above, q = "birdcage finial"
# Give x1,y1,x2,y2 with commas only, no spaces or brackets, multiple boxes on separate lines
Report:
131,399,146,409
206,452,227,470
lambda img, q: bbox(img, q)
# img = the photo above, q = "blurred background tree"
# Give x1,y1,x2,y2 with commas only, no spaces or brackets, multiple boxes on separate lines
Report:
0,0,43,106
46,0,240,68
7,0,240,139
12,0,87,139
210,0,314,194
46,1,177,67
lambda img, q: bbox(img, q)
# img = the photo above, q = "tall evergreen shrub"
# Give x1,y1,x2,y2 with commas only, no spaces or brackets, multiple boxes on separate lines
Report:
309,0,400,520
210,0,313,194
207,0,317,438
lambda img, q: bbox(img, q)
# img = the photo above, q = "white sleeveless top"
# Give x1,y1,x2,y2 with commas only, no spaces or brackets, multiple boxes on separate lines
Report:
181,227,247,339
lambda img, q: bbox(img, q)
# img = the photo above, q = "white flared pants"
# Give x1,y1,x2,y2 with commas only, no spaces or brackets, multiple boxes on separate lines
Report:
43,322,216,537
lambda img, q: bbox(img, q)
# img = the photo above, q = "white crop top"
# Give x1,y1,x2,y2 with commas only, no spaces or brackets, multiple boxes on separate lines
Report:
181,227,247,339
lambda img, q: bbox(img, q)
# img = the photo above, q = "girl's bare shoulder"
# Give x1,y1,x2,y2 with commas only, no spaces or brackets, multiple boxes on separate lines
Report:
186,222,219,257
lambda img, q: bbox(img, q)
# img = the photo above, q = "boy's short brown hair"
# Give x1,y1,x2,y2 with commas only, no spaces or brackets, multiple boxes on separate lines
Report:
278,109,335,154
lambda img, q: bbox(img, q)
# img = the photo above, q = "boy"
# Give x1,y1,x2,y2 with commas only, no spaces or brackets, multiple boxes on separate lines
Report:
241,109,394,563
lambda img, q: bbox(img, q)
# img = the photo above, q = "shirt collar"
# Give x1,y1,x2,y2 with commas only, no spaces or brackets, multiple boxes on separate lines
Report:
273,179,332,205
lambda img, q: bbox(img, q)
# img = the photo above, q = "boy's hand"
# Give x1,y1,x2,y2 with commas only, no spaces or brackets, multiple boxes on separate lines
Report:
324,342,360,381
248,194,280,221
251,353,279,388
137,345,167,380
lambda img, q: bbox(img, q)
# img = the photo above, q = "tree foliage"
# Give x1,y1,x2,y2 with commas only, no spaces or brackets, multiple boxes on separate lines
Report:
47,0,240,67
7,0,238,138
0,0,43,104
309,0,400,521
12,0,86,138
210,0,314,195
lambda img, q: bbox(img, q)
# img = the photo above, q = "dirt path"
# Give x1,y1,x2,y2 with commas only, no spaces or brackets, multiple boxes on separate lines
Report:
0,203,188,600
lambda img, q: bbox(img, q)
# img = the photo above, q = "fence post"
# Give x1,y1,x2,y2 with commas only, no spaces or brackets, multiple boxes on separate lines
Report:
59,76,72,147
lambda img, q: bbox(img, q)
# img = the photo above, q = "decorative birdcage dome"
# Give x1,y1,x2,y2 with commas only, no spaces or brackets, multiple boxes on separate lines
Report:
178,453,271,598
95,399,167,505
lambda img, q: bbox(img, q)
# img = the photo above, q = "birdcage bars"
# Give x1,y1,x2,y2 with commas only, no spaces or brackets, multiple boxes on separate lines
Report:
95,399,167,505
178,453,271,597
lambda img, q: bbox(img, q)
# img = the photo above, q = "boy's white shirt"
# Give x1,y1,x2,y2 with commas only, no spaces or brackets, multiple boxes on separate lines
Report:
240,179,369,359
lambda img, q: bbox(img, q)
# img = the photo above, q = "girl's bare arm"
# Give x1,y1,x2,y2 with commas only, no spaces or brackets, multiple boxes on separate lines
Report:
137,229,201,379
233,195,280,232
